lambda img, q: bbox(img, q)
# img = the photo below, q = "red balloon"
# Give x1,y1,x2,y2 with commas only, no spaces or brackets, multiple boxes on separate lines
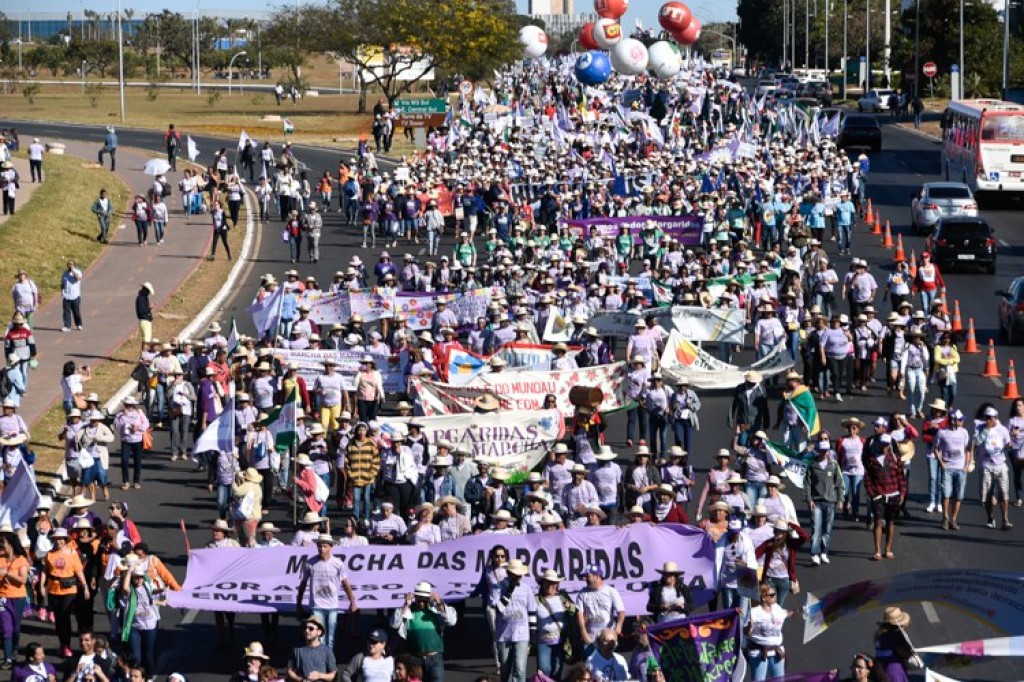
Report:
594,0,629,19
658,2,692,34
580,22,600,51
673,17,701,45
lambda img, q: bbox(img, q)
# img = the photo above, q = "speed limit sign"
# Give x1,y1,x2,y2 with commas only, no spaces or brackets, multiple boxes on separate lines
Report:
922,61,937,78
459,80,475,97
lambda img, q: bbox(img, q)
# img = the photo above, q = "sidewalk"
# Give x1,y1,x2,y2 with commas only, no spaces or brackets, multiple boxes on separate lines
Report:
18,141,213,429
0,157,41,226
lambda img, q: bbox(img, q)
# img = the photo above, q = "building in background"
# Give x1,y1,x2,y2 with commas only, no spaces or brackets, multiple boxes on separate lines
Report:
8,10,272,43
529,0,575,14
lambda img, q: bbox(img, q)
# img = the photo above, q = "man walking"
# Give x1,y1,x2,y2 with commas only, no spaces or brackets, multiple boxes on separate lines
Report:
28,137,44,182
296,534,359,651
99,127,117,170
61,259,84,332
934,409,973,531
163,124,180,172
862,434,907,560
805,440,845,565
303,202,323,264
493,559,536,682
91,189,113,243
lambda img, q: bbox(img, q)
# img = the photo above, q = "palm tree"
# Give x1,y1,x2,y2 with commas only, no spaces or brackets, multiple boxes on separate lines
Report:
124,8,135,39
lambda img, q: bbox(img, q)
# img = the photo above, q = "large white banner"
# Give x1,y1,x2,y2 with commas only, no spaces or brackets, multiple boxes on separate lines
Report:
659,331,793,390
378,409,564,475
297,290,351,326
410,362,630,415
588,307,746,343
0,460,40,529
274,349,408,394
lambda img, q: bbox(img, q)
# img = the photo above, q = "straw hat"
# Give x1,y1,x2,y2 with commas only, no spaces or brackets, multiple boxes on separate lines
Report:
65,495,94,509
491,509,516,523
583,506,607,520
413,581,433,598
766,475,785,490
211,519,234,533
505,559,529,576
655,561,685,575
841,417,865,428
243,641,270,660
626,505,645,517
475,394,501,411
257,522,280,534
314,534,335,546
539,513,562,527
878,606,911,627
242,468,263,484
595,445,617,461
540,569,563,582
772,519,791,532
298,511,325,525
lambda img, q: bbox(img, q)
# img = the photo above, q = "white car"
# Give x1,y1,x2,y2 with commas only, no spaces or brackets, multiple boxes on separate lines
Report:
755,81,778,98
857,89,897,113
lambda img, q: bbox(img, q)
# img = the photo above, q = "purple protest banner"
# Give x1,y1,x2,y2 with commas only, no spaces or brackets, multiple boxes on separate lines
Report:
647,610,745,682
765,673,839,682
166,523,716,613
562,215,704,245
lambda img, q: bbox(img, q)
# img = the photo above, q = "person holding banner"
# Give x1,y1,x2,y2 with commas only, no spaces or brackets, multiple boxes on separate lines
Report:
296,534,358,651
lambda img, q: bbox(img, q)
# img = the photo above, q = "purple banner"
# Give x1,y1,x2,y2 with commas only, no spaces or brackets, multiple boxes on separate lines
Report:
647,610,745,682
765,674,839,682
562,215,704,245
167,523,716,613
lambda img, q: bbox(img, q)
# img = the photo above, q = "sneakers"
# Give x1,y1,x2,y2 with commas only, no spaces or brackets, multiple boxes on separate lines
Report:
37,608,48,621
60,327,70,332
941,517,950,530
820,554,830,564
835,393,843,402
811,555,821,565
925,503,936,513
986,519,997,529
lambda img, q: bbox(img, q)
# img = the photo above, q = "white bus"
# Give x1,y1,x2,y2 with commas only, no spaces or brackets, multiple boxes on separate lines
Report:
941,99,1024,199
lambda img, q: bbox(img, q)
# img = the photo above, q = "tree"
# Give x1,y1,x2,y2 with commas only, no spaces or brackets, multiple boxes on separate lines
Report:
134,11,216,78
28,45,68,77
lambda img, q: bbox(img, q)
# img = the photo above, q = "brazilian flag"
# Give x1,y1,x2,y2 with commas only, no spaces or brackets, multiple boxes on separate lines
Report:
785,384,820,435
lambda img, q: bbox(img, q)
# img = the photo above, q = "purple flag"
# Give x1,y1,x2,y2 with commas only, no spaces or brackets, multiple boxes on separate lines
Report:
647,610,746,682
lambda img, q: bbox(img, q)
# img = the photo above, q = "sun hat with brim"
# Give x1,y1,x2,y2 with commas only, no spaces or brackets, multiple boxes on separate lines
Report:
841,417,865,428
413,581,433,598
299,511,325,525
491,509,516,522
505,559,529,576
490,467,511,481
0,433,27,447
243,468,263,484
878,606,911,627
72,518,93,530
257,522,280,534
751,505,769,517
540,569,564,582
295,453,313,467
594,446,617,461
709,501,730,512
437,495,461,508
243,642,270,660
656,483,675,495
526,492,550,506
772,519,791,532
50,528,70,539
37,496,53,511
314,534,335,546
475,394,501,411
752,430,768,440
765,475,785,489
65,495,94,509
212,519,234,532
655,561,685,574
304,615,326,633
583,506,607,520
539,514,562,527
928,398,948,412
414,502,435,515
626,505,645,517
726,475,747,485
716,449,732,459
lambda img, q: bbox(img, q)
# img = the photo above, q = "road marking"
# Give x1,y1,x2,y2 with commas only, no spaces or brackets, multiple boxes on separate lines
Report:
921,601,940,624
181,608,198,625
1000,239,1010,247
992,377,1005,388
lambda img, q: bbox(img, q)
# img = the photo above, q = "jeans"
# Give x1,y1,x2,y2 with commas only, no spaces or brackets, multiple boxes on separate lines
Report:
312,608,339,649
217,483,232,519
128,627,158,676
746,481,767,507
942,468,967,500
766,576,791,606
362,221,376,246
170,413,190,454
153,383,167,421
420,652,445,682
536,642,564,680
210,229,231,259
626,405,648,444
497,640,530,682
427,229,439,255
673,420,694,453
307,233,321,262
289,235,302,262
940,380,957,407
62,297,83,329
810,501,836,555
357,400,379,423
353,484,374,520
29,159,42,182
121,441,143,485
719,588,749,624
843,473,863,518
906,368,927,414
648,411,670,456
914,112,922,128
928,457,941,506
135,219,149,244
153,220,166,243
782,424,806,453
920,288,937,312
402,217,417,239
98,146,116,169
96,214,111,241
747,649,785,682
838,223,852,252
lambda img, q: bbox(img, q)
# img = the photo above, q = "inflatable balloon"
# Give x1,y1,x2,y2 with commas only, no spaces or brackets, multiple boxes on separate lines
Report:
673,18,701,45
658,2,693,34
519,25,548,59
575,50,612,85
647,40,682,78
579,22,599,51
592,18,623,49
594,0,629,19
610,38,649,76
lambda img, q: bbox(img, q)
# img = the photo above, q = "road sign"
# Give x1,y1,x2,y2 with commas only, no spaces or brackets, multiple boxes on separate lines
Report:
394,98,447,128
951,64,960,73
459,80,474,97
923,61,937,78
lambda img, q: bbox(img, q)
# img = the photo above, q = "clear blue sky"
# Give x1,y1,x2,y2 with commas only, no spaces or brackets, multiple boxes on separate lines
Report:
13,0,738,25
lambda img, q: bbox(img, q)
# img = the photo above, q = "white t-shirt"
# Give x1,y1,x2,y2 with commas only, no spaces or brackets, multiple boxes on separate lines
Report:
575,585,624,639
749,603,787,647
361,655,394,682
587,650,629,682
62,374,84,401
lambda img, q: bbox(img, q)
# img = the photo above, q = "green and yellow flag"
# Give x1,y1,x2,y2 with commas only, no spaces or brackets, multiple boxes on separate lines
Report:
785,384,820,435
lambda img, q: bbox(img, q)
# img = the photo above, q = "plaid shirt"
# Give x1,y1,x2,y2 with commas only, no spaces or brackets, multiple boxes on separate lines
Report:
861,447,907,500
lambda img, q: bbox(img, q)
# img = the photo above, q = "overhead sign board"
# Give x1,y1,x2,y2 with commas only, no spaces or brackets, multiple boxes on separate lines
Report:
395,98,447,127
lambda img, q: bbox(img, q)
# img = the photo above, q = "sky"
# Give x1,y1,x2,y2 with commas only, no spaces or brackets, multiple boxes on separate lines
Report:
12,0,739,25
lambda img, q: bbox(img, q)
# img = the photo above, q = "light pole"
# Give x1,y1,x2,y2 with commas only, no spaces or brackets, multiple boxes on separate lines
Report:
117,0,125,123
959,0,964,97
842,0,848,99
228,50,247,95
914,0,921,97
825,0,830,73
865,0,871,91
783,0,788,70
1004,0,1012,92
883,0,891,82
805,0,810,68
15,39,22,72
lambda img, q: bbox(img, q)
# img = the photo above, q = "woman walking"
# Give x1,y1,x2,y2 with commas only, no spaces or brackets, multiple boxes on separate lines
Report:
0,530,30,668
113,397,150,490
42,528,88,657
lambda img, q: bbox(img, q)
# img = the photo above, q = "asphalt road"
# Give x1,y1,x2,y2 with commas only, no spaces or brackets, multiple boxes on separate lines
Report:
3,118,1024,681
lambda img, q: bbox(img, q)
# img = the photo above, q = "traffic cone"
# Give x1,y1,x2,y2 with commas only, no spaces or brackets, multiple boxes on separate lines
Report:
951,300,963,334
982,339,1001,377
882,222,893,248
893,233,906,262
865,199,874,225
873,213,882,235
1004,361,1021,400
938,287,948,313
908,249,918,279
964,318,980,353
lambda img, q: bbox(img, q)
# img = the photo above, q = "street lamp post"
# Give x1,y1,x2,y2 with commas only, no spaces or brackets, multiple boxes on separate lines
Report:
843,0,848,99
959,0,964,97
15,39,22,72
865,0,871,91
805,0,810,68
117,0,125,123
884,0,891,82
1004,0,1012,92
783,0,788,70
228,50,247,95
914,0,921,97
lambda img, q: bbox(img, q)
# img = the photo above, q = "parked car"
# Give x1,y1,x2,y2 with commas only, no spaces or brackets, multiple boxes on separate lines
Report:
996,277,1024,344
910,182,978,234
755,80,778,98
857,88,897,113
838,114,882,152
797,81,833,105
730,66,747,79
925,217,997,274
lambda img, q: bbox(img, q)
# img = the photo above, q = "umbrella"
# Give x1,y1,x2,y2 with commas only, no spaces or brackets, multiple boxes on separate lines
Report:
482,104,511,114
143,159,171,176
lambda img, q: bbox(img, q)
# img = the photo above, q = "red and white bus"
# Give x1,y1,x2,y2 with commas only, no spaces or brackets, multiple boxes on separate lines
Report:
941,99,1024,198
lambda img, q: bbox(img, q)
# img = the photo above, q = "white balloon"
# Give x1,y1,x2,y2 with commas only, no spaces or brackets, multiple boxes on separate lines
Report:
592,18,623,49
519,25,548,59
647,40,682,78
610,38,649,76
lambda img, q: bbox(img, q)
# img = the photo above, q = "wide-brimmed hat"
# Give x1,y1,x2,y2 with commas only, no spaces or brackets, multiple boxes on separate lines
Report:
655,561,685,575
709,501,730,512
540,569,563,582
413,581,433,598
539,513,562,527
505,559,529,577
726,475,747,485
437,495,461,508
626,505,645,517
879,606,911,626
211,519,234,532
526,492,550,506
656,483,675,496
304,615,326,633
314,533,335,546
595,445,617,461
766,475,785,489
491,509,516,522
583,506,607,520
257,522,280,534
841,417,865,428
772,519,791,532
475,394,501,411
744,371,761,382
50,528,70,539
65,494,94,509
243,468,263,483
243,642,270,660
298,511,325,525
294,453,313,467
0,433,27,447
751,504,769,517
928,398,948,412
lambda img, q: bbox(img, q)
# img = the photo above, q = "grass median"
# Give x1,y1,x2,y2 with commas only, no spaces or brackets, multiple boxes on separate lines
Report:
31,197,248,488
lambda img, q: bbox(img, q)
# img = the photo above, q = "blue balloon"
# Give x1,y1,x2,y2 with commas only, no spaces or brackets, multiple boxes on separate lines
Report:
575,50,612,85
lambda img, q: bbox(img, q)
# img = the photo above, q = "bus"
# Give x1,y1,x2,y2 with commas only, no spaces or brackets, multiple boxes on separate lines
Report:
710,49,732,70
941,99,1024,199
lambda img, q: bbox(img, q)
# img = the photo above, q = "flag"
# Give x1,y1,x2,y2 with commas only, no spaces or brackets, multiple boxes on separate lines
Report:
194,394,236,454
249,286,283,340
444,347,486,385
765,440,813,488
186,135,199,162
283,118,295,134
822,111,842,137
237,129,253,151
651,279,674,306
265,387,298,452
785,384,820,434
0,459,40,529
542,309,571,342
226,318,240,355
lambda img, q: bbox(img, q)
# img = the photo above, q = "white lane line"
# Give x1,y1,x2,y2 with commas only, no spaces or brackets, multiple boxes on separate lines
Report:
992,377,1005,388
922,601,941,624
1000,239,1010,247
181,609,198,625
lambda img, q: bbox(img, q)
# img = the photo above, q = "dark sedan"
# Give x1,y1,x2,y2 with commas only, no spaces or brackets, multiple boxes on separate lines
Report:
926,217,997,274
838,115,882,152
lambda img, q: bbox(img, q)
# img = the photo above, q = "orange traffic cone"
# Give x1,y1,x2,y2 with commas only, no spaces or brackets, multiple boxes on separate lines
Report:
873,213,882,235
951,300,963,334
882,222,893,248
982,339,1001,377
865,199,874,225
893,233,906,262
938,287,948,313
1004,361,1021,400
963,318,980,353
908,249,918,278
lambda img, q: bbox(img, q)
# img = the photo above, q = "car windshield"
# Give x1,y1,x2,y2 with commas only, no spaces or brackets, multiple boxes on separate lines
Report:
928,187,971,199
941,223,990,239
844,118,878,128
981,114,1024,142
